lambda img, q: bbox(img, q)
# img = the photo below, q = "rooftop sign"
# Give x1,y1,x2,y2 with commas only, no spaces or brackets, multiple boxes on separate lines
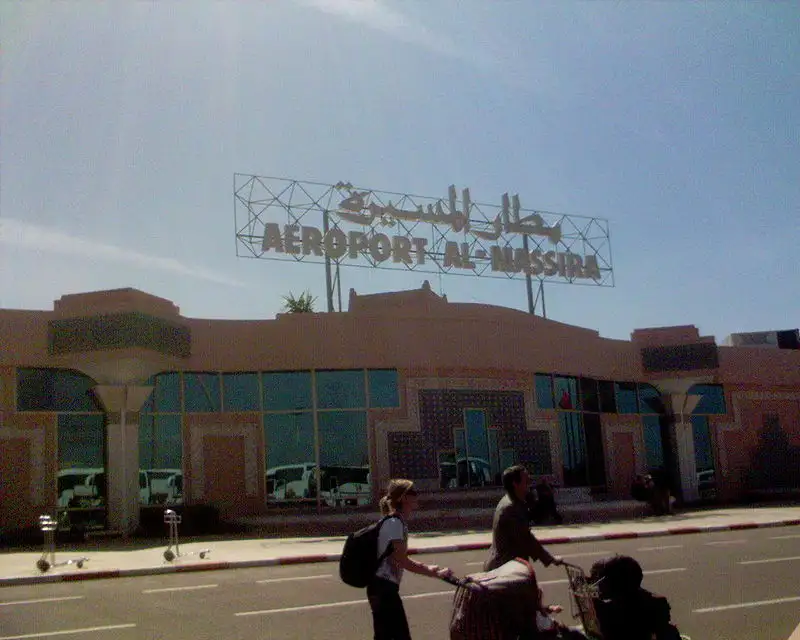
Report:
234,175,613,286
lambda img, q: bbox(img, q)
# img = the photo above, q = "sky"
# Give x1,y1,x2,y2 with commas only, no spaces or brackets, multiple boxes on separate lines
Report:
1,1,798,342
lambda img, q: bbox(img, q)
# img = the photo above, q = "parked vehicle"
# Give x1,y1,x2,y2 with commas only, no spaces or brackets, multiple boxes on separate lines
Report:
57,468,104,508
318,465,371,507
266,463,316,503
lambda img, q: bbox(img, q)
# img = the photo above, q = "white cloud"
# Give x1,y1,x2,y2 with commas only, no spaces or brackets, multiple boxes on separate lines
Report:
296,0,467,60
0,218,244,288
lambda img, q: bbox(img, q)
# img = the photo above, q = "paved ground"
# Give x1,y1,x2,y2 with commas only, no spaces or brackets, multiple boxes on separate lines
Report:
3,504,799,586
2,526,800,640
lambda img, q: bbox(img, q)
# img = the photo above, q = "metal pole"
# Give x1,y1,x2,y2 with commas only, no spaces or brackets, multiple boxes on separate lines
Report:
522,234,535,315
322,210,334,313
539,280,547,319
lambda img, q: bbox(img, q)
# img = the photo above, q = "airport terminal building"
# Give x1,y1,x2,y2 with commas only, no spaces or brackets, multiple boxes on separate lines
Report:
1,285,799,535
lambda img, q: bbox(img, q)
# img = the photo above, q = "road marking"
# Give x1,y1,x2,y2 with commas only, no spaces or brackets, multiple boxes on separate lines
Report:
0,597,85,607
769,534,800,540
644,568,687,576
694,595,800,613
142,584,218,594
740,555,800,565
0,624,137,639
705,539,747,546
256,575,332,584
235,589,454,616
637,545,684,552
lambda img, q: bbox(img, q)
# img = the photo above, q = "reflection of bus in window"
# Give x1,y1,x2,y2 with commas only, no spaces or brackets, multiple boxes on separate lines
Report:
57,468,105,507
439,457,493,489
318,466,371,507
139,469,183,505
266,463,316,502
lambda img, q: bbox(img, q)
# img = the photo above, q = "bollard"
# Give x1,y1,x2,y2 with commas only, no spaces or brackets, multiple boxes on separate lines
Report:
163,509,210,562
36,515,89,573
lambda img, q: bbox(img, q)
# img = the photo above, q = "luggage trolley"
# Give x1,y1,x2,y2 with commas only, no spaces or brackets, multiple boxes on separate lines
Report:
36,515,89,573
563,561,604,639
562,561,691,640
162,509,210,562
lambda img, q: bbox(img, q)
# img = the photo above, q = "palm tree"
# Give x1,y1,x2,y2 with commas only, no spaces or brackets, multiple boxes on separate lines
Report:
282,290,317,313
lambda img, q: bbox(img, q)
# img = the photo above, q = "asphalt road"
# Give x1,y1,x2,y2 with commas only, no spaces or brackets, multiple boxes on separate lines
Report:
2,528,799,640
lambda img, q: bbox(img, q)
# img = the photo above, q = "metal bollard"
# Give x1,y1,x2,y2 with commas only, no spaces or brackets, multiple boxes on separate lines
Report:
36,515,89,573
163,509,210,562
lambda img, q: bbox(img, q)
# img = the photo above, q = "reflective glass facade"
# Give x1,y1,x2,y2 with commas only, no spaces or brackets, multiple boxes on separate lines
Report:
138,369,398,509
17,369,107,531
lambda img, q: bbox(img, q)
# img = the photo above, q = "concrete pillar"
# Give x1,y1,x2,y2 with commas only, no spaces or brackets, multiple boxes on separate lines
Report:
93,385,153,535
661,392,702,503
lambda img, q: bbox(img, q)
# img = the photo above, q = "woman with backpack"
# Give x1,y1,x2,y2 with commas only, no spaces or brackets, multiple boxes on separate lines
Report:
368,478,456,640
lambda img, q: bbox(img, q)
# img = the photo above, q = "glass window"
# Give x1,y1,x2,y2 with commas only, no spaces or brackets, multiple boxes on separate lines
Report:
262,372,312,411
615,382,638,414
57,413,106,531
438,451,457,489
597,381,616,413
535,374,554,409
690,384,726,415
583,413,606,488
154,373,181,413
184,373,221,412
638,384,662,415
368,370,399,408
264,412,315,502
138,414,183,506
560,412,587,486
223,373,261,412
316,370,365,409
317,411,370,508
692,416,715,471
554,376,581,411
17,368,99,412
464,409,489,464
642,415,664,470
580,378,599,413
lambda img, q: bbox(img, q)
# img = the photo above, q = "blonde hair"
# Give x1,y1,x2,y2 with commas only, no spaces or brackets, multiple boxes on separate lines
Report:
379,478,414,516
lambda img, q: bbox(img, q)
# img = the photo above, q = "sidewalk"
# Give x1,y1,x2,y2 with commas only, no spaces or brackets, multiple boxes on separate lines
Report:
2,505,799,587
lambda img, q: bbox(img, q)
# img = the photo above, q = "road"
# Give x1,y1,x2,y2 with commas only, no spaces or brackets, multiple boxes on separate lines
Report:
2,528,799,640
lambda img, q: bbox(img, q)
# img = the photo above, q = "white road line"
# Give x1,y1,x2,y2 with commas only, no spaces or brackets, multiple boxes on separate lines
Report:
561,552,609,559
694,595,800,613
0,597,85,607
705,539,747,546
235,590,453,616
739,555,800,566
0,624,136,639
644,568,687,576
464,562,484,566
142,584,218,594
769,534,800,540
637,545,684,552
256,575,332,584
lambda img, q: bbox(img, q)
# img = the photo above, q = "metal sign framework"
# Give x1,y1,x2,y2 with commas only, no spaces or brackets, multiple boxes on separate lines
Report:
234,174,614,314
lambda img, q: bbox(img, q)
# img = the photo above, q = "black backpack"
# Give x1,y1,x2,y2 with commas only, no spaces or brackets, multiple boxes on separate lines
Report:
339,515,395,588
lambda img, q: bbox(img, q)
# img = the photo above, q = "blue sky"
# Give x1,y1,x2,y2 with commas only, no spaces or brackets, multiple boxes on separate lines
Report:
2,1,798,341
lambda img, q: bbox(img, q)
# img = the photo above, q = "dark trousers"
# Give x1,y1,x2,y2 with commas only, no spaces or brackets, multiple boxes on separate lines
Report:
367,577,411,640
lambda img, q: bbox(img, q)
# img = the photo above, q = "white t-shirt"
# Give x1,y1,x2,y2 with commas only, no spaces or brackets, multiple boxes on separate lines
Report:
374,516,407,584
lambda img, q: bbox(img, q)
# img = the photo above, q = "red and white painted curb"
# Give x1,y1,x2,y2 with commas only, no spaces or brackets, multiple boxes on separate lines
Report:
3,518,798,587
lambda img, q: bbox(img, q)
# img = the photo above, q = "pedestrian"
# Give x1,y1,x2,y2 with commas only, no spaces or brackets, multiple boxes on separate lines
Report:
368,478,456,640
484,464,564,571
530,478,564,525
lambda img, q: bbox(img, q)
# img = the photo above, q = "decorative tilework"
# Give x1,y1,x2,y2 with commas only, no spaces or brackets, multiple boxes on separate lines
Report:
387,389,552,479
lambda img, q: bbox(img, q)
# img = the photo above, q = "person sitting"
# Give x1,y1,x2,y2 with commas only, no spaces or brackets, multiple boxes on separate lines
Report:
589,555,683,640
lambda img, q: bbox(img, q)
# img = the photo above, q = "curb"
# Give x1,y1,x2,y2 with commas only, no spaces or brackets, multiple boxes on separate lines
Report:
3,518,799,587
